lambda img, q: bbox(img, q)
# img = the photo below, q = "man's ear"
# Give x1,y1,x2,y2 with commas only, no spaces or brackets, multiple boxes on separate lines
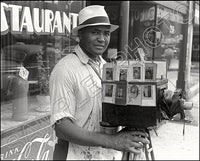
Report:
77,30,82,42
70,32,80,42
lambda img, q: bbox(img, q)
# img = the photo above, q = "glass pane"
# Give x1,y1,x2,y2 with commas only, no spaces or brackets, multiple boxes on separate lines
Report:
154,5,184,71
1,1,79,133
129,4,156,60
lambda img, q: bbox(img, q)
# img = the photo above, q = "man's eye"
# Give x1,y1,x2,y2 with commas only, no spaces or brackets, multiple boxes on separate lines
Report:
105,32,110,36
92,31,99,35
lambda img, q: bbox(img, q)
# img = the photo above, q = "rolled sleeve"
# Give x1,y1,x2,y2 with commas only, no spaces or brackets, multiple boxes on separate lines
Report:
49,65,77,125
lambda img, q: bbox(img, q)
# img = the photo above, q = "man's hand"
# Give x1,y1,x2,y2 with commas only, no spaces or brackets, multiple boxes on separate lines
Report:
110,130,149,154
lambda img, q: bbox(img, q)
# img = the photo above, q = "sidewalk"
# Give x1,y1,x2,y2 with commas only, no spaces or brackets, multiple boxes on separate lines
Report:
150,121,199,160
150,61,199,160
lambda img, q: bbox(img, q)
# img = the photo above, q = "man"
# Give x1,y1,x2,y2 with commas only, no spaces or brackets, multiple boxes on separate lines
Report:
50,5,149,160
162,46,174,70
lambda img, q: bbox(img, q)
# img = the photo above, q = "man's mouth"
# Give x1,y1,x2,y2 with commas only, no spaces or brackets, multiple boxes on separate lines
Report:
95,45,104,50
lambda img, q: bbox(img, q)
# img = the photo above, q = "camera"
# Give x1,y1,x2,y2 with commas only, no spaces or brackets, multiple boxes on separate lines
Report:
101,61,169,128
160,88,193,120
102,79,168,128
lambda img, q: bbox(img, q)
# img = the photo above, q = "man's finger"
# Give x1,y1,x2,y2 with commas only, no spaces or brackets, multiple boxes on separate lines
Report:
130,131,149,137
130,135,150,144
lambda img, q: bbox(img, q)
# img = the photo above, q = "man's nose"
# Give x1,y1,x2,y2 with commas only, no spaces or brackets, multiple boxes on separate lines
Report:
97,33,105,42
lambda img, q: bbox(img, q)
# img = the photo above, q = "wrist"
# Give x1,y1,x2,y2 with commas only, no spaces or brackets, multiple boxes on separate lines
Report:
96,132,116,149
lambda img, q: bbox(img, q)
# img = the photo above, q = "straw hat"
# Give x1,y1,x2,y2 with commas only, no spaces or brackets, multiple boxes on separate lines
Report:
71,5,119,36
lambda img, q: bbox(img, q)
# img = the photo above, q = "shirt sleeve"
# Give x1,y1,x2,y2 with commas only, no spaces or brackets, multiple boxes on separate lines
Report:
49,64,77,125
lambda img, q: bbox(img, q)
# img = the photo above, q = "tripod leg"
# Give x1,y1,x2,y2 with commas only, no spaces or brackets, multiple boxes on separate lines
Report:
144,129,155,160
144,144,150,160
121,151,129,160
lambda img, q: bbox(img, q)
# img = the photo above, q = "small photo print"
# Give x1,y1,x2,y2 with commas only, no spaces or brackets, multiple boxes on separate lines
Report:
105,84,113,97
116,87,124,98
129,84,139,98
143,85,152,98
145,63,157,81
106,68,113,80
133,67,141,79
127,84,141,105
145,67,154,80
142,85,156,106
119,69,127,81
115,83,127,105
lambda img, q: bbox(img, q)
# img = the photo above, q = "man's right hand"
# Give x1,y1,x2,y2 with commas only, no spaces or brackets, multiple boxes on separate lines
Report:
110,130,149,154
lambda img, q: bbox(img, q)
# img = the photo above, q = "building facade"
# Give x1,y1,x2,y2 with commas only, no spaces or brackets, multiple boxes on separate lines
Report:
0,1,199,160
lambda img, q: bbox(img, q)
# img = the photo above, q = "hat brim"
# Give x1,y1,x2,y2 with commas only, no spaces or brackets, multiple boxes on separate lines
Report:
71,23,119,36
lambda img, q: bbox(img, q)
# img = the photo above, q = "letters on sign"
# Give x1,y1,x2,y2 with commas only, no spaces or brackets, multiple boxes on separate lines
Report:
1,2,78,35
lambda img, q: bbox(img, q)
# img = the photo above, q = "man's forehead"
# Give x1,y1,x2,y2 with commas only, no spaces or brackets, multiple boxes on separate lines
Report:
82,25,111,32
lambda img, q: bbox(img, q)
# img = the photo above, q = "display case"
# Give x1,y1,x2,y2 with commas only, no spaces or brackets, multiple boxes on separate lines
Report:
102,79,168,128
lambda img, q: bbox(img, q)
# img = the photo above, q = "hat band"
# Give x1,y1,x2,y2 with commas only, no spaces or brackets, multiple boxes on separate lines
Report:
79,16,110,26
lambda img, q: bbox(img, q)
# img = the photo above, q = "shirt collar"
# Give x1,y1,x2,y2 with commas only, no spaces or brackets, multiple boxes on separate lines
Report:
74,45,105,65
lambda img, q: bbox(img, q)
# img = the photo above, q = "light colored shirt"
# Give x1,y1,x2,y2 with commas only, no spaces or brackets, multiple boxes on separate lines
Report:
49,45,122,160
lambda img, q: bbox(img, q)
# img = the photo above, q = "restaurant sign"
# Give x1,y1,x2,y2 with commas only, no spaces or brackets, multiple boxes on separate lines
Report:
1,2,78,35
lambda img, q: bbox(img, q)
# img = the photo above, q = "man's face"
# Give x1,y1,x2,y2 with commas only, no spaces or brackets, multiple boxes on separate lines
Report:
79,25,111,58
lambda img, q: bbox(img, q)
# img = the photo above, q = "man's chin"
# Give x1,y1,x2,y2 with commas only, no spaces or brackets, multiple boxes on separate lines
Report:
94,51,104,56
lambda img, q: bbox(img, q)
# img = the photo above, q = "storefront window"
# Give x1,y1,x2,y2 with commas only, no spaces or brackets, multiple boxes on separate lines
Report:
128,4,156,60
154,5,184,71
1,1,81,159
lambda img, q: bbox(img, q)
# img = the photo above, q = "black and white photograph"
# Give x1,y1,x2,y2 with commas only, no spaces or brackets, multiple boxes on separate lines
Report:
143,85,152,98
115,62,128,81
119,68,127,81
102,63,116,81
105,68,113,80
141,85,156,107
145,63,157,81
105,84,113,97
102,83,116,104
115,83,127,105
133,67,141,79
127,84,142,105
127,62,145,81
1,1,199,160
145,67,153,80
